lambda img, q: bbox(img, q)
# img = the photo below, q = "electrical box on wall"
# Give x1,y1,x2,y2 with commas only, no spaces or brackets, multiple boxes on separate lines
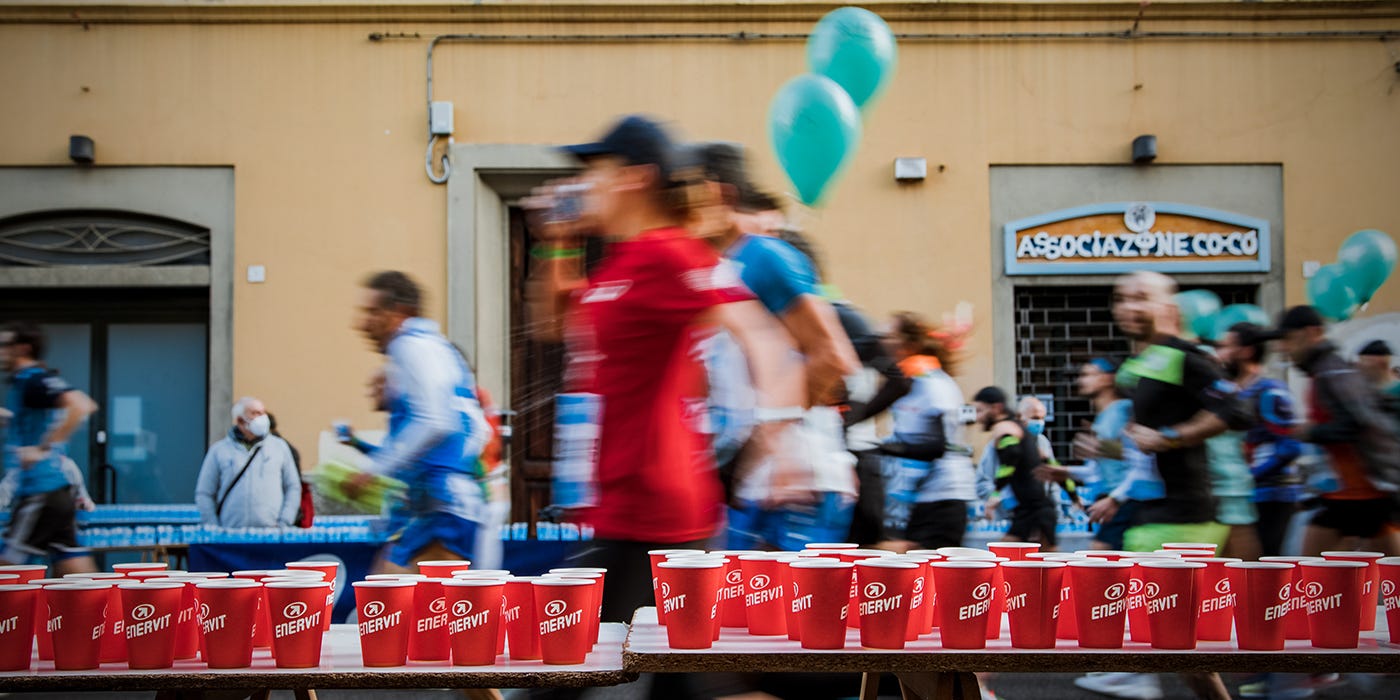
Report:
430,101,454,136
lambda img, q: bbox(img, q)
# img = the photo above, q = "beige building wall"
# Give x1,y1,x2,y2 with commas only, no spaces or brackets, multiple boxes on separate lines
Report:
2,1,1398,455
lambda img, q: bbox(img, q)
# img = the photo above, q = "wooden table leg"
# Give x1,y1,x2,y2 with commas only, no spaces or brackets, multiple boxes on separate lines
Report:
860,672,881,700
292,690,317,700
897,671,982,700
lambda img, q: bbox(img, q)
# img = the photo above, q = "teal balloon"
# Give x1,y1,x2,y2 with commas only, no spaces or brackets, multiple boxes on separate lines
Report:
1307,263,1360,322
806,7,898,110
1337,229,1396,302
768,73,862,207
1175,290,1223,341
1212,304,1271,341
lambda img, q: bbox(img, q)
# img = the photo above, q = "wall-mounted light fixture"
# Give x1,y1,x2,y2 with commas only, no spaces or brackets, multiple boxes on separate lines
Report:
69,135,95,165
1132,135,1157,164
894,157,927,182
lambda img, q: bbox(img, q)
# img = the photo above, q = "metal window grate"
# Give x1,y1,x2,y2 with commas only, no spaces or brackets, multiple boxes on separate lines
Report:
0,210,211,267
1012,284,1256,461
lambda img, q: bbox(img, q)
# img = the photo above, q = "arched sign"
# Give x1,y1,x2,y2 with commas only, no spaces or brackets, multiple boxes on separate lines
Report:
1004,201,1270,276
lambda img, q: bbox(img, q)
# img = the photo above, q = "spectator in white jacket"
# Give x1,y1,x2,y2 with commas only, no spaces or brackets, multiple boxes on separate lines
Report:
195,397,300,527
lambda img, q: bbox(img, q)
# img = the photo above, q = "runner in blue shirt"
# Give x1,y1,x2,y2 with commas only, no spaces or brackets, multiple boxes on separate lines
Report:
1,322,99,575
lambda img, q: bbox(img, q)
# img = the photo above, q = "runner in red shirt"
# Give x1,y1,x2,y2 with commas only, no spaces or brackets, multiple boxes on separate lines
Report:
526,115,806,628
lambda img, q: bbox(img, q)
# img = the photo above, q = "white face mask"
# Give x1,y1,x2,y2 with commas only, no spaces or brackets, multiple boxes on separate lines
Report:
245,414,271,438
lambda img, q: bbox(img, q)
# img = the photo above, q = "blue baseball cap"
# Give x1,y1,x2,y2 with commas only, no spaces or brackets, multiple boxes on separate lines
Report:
561,114,680,182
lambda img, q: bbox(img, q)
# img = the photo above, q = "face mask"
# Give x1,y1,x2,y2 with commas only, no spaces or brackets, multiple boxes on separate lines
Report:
246,414,271,438
1027,419,1046,436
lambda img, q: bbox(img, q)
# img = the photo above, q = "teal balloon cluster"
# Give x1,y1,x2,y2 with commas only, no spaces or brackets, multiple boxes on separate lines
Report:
1176,290,1223,341
769,7,897,206
1212,304,1272,341
1307,229,1396,321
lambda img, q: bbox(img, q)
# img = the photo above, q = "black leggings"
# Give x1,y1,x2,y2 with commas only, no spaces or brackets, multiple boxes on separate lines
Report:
1256,501,1298,557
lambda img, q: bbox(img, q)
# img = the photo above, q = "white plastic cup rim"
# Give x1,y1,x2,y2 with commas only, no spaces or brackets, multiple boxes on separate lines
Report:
1138,560,1207,569
1078,550,1133,558
709,551,763,557
929,561,996,569
284,562,337,570
43,583,116,591
1377,557,1400,566
263,581,332,590
64,573,123,580
789,559,854,569
0,565,49,573
30,578,68,586
418,560,471,567
231,570,273,578
841,549,896,558
504,576,545,583
988,542,1042,549
117,581,185,590
936,547,997,559
1225,562,1295,570
1193,558,1244,565
738,554,792,562
549,568,607,574
657,560,725,570
351,580,417,589
1259,556,1324,563
129,570,185,577
0,584,40,592
855,559,918,569
666,552,722,560
263,570,326,579
454,570,512,578
441,578,507,588
1150,551,1188,557
183,572,232,579
891,555,934,564
648,549,703,557
803,543,859,549
949,556,1008,564
1300,561,1369,569
540,572,601,580
113,563,168,571
531,578,594,587
1321,551,1385,560
1001,561,1068,569
905,550,945,558
195,580,262,590
1161,543,1219,550
1068,560,1133,569
364,574,426,581
1028,554,1088,562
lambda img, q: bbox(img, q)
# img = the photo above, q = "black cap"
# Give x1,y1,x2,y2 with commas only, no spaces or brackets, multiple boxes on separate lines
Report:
973,386,1008,406
561,115,679,182
1225,322,1273,349
1359,340,1393,357
680,141,780,212
1261,305,1326,339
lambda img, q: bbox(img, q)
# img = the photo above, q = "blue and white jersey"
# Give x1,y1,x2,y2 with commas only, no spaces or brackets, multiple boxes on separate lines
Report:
4,366,74,498
377,318,491,521
724,234,820,316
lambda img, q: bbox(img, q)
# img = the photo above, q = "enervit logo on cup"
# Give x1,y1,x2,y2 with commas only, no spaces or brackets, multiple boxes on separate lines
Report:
660,582,671,599
864,582,887,599
452,600,472,618
1215,578,1232,595
914,578,925,594
1384,580,1396,597
1145,582,1160,598
1105,583,1127,601
429,597,447,615
276,600,322,638
132,603,156,621
363,601,386,618
284,602,308,619
539,600,582,636
972,583,992,601
545,600,567,617
199,603,211,620
358,600,402,635
750,574,772,590
1304,581,1324,599
1279,583,1292,601
1129,578,1145,595
1001,581,1010,598
447,598,490,634
727,570,742,585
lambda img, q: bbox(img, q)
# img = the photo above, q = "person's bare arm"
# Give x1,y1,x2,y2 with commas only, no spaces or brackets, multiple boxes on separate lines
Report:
20,390,97,468
1127,410,1228,454
522,185,591,343
781,295,860,405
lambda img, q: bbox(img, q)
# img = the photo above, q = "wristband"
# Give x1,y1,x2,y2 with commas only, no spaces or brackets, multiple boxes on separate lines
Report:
530,244,584,260
754,406,804,423
1159,426,1182,448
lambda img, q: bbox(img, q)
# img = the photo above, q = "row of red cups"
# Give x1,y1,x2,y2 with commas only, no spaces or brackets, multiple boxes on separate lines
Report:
643,543,1400,651
353,566,608,666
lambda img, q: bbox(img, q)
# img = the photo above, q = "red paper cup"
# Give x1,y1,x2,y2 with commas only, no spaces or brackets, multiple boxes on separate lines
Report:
1193,557,1242,641
455,569,511,579
502,576,542,660
353,580,415,667
805,542,860,550
665,555,728,641
0,585,38,671
286,562,340,632
1079,550,1134,562
775,556,804,642
1321,551,1384,631
418,559,471,579
160,575,210,661
112,563,169,577
1000,561,1065,649
854,558,917,649
1069,559,1132,649
0,565,47,582
442,578,505,666
987,542,1041,561
64,573,127,661
1378,557,1400,644
1227,562,1294,651
930,561,997,649
30,578,67,660
950,556,1008,640
1140,560,1205,650
44,583,110,670
655,559,723,650
1259,556,1321,640
1301,560,1367,649
119,581,183,669
1028,554,1087,640
891,555,932,642
549,568,607,646
936,547,995,559
829,549,889,629
533,578,595,663
127,570,181,582
739,555,789,636
1162,542,1219,553
266,580,332,668
711,551,758,629
648,549,700,625
1175,550,1219,559
231,570,275,649
193,580,260,668
543,572,604,648
789,559,853,650
408,577,451,662
1120,559,1154,643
